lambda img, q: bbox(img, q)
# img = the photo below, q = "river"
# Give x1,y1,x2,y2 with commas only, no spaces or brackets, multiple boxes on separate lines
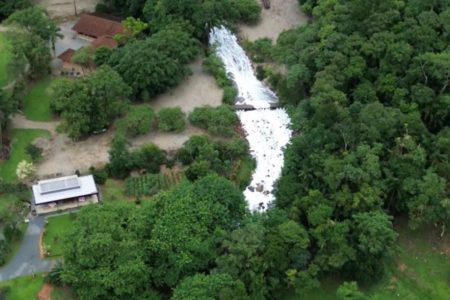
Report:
210,26,292,211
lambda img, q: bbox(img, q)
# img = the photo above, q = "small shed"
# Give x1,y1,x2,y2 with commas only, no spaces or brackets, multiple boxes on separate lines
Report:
32,175,99,215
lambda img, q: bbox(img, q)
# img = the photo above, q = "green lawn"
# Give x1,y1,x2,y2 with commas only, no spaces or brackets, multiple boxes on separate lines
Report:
0,193,18,216
23,77,61,121
281,219,450,300
0,32,12,87
43,213,77,257
101,179,128,202
0,274,45,300
0,129,50,182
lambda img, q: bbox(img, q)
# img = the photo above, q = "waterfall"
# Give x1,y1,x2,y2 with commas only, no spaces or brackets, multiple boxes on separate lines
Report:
209,26,292,211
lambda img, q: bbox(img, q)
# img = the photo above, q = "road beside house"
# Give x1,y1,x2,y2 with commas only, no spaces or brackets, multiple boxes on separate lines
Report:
0,217,56,282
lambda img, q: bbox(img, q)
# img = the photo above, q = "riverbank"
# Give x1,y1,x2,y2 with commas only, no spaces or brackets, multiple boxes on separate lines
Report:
239,0,309,41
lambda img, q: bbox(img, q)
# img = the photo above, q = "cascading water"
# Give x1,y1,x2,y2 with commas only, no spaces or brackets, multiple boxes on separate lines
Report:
209,26,292,211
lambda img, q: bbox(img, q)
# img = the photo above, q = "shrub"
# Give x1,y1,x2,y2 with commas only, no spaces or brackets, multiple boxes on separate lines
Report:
89,166,108,185
244,38,273,63
203,53,232,88
185,160,212,181
132,144,166,173
230,0,261,23
222,86,238,105
94,46,113,66
25,143,43,162
189,105,238,137
157,107,186,132
117,106,154,137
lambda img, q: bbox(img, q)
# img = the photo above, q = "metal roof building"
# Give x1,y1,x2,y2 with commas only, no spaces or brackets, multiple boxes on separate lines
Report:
32,175,99,215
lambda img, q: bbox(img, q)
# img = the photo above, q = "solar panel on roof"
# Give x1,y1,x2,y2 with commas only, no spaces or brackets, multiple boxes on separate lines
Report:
39,176,81,194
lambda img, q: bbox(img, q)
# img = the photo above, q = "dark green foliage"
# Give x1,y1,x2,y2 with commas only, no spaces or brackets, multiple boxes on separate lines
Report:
107,134,133,179
25,143,42,162
177,135,251,182
336,281,364,300
244,38,274,63
222,86,238,105
0,0,31,21
9,32,51,79
132,144,166,173
94,46,112,66
273,0,450,292
172,273,248,300
50,66,130,139
203,52,233,88
143,0,261,39
156,107,186,132
107,27,198,100
61,203,151,300
89,166,108,185
116,106,154,137
189,105,238,137
5,7,59,45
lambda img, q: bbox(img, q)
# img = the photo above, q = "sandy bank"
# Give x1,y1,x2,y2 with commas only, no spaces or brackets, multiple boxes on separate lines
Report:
239,0,309,42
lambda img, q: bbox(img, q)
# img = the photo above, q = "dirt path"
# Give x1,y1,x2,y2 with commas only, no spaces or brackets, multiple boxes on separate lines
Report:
150,58,223,113
239,0,309,41
34,0,100,18
11,114,59,135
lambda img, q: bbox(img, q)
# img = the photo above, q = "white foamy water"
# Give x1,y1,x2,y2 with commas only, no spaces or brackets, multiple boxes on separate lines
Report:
210,26,292,211
209,26,278,109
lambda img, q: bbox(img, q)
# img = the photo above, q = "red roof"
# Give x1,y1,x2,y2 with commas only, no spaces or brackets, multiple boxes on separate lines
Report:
58,49,75,63
72,14,124,38
91,35,118,49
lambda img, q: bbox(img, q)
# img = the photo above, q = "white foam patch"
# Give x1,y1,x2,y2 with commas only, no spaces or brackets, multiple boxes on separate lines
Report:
210,26,293,211
209,26,278,109
237,109,292,211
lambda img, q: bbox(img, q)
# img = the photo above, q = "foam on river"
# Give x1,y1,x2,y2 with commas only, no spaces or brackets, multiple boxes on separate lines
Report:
210,26,292,211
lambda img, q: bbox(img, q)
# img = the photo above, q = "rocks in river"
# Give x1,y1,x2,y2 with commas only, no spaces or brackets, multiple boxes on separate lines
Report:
256,183,264,192
248,186,255,192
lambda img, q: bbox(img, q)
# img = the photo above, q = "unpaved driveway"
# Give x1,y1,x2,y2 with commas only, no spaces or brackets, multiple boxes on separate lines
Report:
34,0,100,18
150,58,223,113
11,114,59,135
239,0,309,41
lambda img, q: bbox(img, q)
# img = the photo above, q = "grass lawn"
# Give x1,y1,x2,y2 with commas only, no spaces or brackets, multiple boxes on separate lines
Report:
0,129,50,182
23,77,61,121
0,274,45,300
0,32,12,87
43,213,76,257
101,179,128,202
281,219,450,300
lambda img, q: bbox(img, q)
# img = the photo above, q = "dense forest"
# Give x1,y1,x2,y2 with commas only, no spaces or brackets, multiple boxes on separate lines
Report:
49,0,450,298
1,0,449,299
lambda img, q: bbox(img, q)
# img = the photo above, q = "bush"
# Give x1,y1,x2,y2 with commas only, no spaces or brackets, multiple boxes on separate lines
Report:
94,46,113,66
89,166,108,185
25,143,43,162
203,53,232,88
185,160,212,181
230,0,261,23
222,86,238,105
189,105,238,137
117,106,154,137
132,144,166,173
244,38,273,63
157,107,186,132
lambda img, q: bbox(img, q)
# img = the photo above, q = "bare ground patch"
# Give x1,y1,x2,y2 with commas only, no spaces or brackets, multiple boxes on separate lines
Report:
239,0,310,42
